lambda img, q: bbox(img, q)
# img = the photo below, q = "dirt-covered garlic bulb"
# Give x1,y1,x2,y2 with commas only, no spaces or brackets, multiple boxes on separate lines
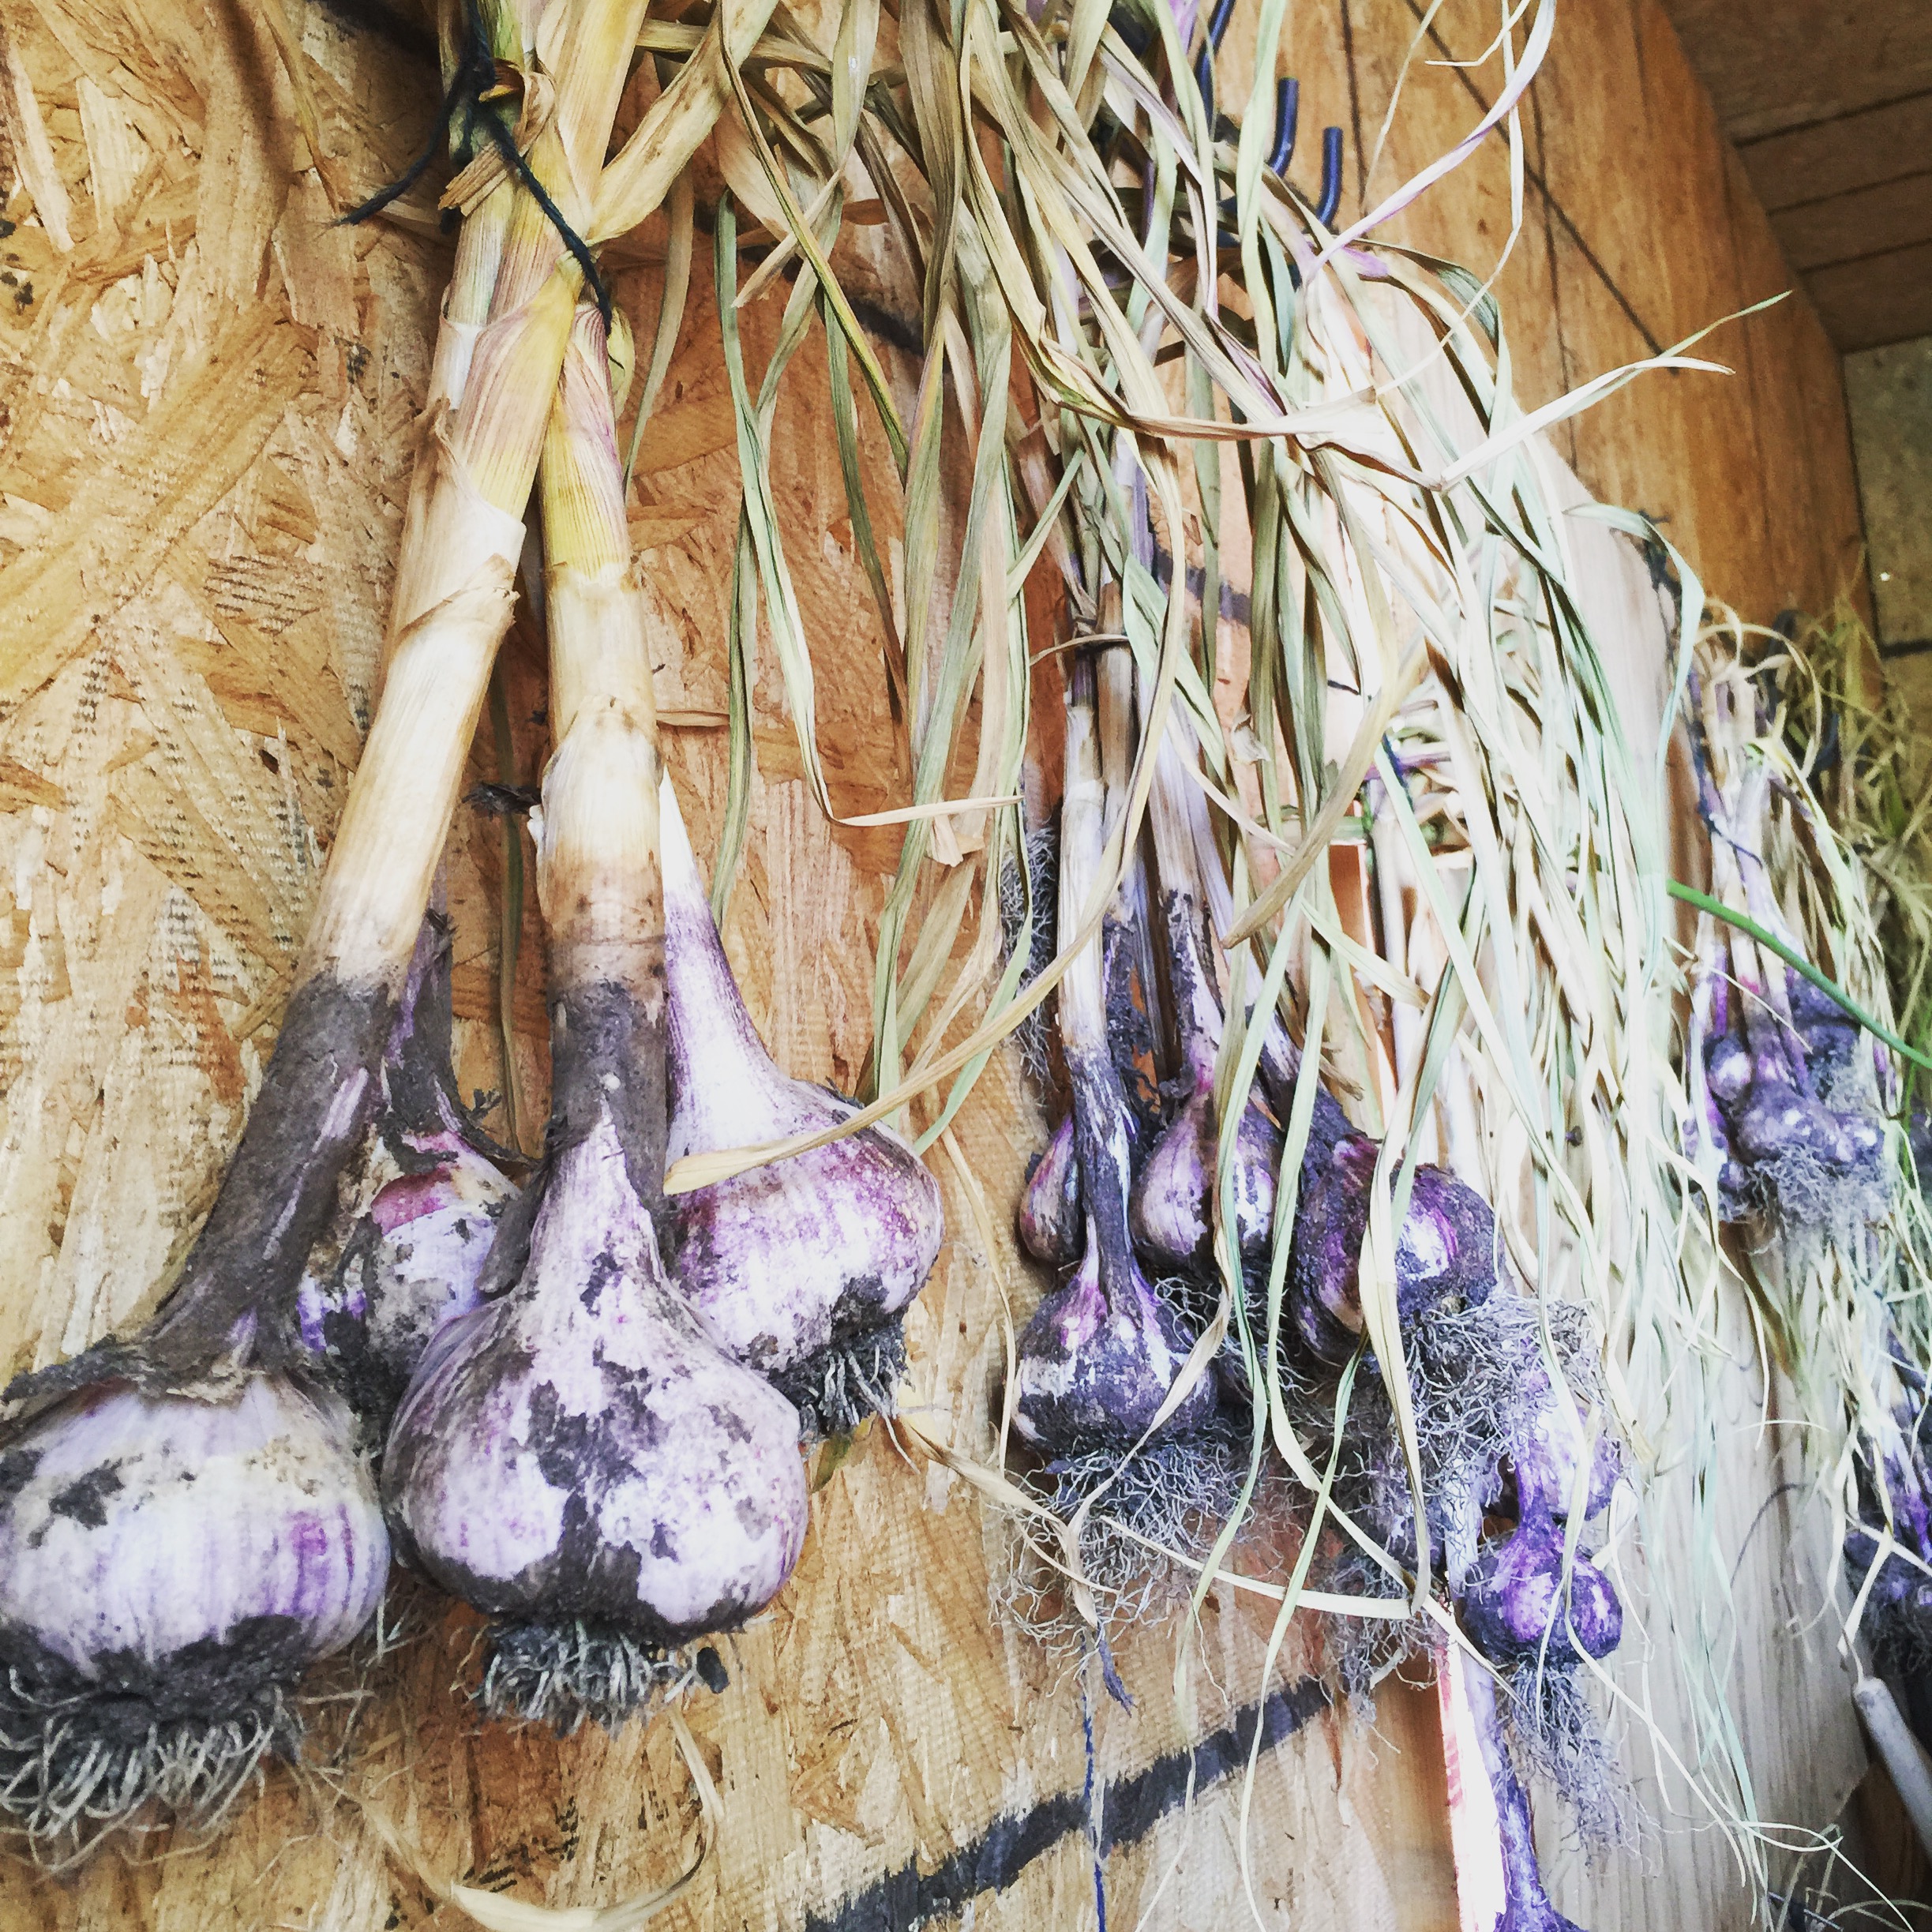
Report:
0,1375,386,1844
295,917,517,1439
384,1116,808,1730
1289,1132,1501,1365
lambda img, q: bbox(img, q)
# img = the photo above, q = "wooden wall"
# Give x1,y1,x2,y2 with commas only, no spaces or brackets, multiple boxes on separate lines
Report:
1657,0,1932,351
1212,0,1870,621
0,1,1878,1929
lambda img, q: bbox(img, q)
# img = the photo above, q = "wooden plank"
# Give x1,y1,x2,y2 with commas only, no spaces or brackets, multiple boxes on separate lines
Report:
1656,0,1932,143
1773,171,1932,272
1738,89,1932,212
1805,236,1932,351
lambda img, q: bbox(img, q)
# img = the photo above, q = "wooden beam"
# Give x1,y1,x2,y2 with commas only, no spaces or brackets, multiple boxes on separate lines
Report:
1774,172,1932,271
1738,88,1932,210
1805,237,1932,351
1657,0,1932,143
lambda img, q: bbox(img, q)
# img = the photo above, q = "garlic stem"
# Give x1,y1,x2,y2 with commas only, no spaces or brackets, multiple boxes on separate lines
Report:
6,0,745,1407
384,299,808,1729
533,302,668,1210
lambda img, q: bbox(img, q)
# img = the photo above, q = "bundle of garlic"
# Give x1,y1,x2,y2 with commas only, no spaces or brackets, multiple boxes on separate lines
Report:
0,0,786,1840
1679,610,1932,1748
1680,625,1889,1229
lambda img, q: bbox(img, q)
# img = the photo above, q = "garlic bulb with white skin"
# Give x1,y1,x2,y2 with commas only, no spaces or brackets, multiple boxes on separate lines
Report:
384,1113,807,1731
659,775,944,1436
0,1375,385,1846
385,306,808,1732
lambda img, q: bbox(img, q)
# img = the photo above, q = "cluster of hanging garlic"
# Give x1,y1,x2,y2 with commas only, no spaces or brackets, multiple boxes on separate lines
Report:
0,0,945,1846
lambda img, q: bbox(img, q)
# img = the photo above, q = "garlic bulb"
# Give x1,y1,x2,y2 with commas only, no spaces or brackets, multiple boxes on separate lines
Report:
385,303,811,1735
1014,1218,1214,1450
1460,1511,1624,1666
298,1131,516,1433
1018,1112,1082,1265
0,1375,385,1844
1131,1061,1281,1277
659,775,943,1434
1289,1131,1501,1365
384,1111,808,1732
296,916,518,1438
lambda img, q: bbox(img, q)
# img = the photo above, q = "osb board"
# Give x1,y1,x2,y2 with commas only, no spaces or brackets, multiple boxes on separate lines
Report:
0,2,1870,1930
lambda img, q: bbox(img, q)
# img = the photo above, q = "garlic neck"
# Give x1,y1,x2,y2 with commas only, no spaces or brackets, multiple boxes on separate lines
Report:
658,774,801,1147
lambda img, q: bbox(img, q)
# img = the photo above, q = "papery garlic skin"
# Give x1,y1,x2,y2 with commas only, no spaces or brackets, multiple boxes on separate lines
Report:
0,1374,386,1842
385,1112,808,1649
659,777,943,1388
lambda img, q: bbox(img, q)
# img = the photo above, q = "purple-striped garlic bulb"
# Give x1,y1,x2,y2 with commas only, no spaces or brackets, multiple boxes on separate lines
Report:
384,1112,808,1731
1289,1132,1500,1365
1461,1510,1623,1668
1505,1375,1623,1526
658,775,943,1434
1019,1112,1082,1266
1131,1060,1281,1277
0,1374,386,1843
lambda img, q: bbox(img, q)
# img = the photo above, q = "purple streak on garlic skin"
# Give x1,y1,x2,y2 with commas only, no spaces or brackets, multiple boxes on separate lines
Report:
385,1110,808,1647
1019,1112,1082,1266
1290,1133,1501,1366
658,777,943,1376
0,1375,387,1839
1461,1656,1589,1932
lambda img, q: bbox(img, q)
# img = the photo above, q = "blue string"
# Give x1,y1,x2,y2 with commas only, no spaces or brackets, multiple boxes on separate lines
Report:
1082,1649,1109,1932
